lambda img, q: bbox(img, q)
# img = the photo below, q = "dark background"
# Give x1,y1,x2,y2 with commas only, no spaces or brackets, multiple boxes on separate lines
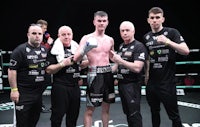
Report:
1,0,199,51
1,0,200,87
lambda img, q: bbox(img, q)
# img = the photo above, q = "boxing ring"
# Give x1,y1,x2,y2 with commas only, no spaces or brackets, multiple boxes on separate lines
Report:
0,49,200,127
1,49,200,90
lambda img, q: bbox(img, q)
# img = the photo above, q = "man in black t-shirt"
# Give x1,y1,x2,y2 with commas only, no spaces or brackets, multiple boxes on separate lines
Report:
8,24,49,127
143,7,190,127
46,25,87,127
111,21,148,127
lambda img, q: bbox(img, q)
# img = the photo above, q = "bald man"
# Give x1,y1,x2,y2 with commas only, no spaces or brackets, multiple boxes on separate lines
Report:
46,25,86,127
8,24,49,127
111,21,148,127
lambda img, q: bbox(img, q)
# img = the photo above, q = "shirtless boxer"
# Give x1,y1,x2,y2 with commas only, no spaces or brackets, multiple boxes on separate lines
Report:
73,11,115,127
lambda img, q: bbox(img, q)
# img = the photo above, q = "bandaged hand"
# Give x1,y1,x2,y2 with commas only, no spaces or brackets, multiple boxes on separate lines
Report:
81,37,98,56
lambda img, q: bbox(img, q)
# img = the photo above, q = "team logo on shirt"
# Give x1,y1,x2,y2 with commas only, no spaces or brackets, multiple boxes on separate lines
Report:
122,48,127,52
26,47,31,52
150,51,154,56
41,47,46,51
157,50,162,54
66,67,75,73
180,36,184,41
153,36,157,40
29,64,38,68
124,51,132,57
41,53,47,58
163,31,168,36
9,59,17,66
27,55,38,59
138,52,145,60
145,35,150,40
35,51,41,55
130,45,134,49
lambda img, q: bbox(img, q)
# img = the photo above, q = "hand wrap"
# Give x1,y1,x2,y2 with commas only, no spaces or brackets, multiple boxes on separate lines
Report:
81,37,98,56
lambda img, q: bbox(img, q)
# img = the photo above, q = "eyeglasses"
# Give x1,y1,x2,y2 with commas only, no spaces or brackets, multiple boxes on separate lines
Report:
149,16,161,19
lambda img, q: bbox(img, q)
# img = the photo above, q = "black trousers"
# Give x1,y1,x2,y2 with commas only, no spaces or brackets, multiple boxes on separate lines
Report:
16,84,46,127
146,84,183,127
50,83,80,127
118,82,142,127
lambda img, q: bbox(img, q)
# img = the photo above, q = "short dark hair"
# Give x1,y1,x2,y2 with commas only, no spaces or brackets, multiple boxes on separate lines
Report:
36,19,48,26
148,7,164,15
94,11,108,17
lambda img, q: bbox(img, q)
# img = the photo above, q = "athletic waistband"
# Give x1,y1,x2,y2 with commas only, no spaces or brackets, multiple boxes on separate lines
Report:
88,65,112,73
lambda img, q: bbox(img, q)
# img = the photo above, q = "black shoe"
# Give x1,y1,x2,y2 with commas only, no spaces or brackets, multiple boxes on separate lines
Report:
41,105,51,113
